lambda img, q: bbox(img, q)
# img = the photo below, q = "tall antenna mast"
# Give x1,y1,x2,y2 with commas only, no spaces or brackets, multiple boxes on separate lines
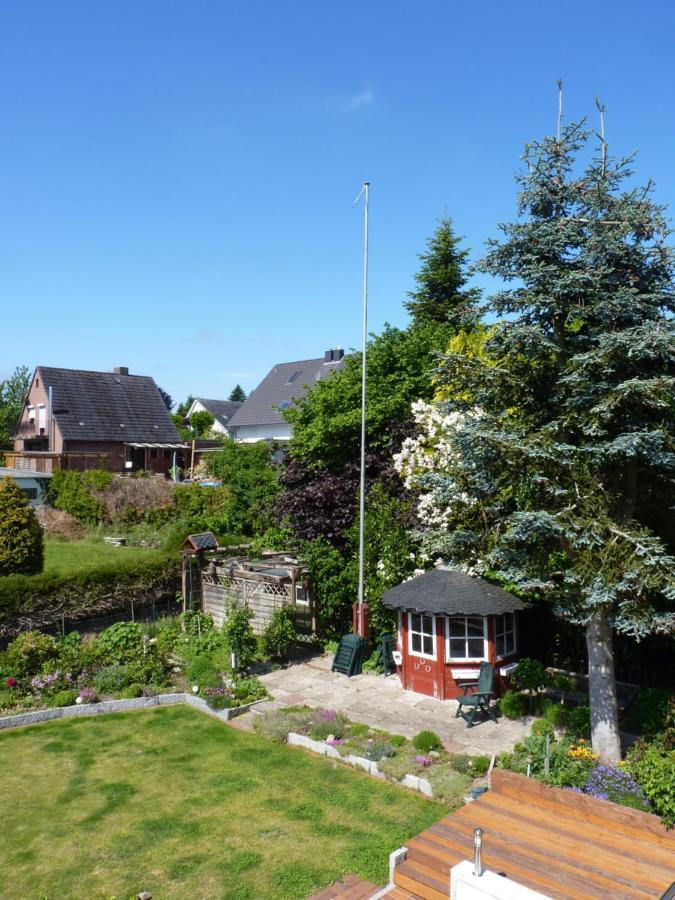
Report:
355,181,369,636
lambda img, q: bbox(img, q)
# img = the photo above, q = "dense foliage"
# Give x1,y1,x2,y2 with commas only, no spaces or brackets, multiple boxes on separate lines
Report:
0,552,179,638
0,365,30,451
0,477,44,576
204,440,280,536
396,121,675,761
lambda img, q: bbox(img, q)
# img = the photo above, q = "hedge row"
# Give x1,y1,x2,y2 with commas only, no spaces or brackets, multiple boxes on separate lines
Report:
0,554,181,638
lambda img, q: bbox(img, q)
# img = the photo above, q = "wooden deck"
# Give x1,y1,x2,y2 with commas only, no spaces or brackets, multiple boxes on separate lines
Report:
387,769,675,899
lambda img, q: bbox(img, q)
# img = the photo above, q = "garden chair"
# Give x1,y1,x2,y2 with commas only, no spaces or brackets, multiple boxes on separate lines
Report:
455,661,498,727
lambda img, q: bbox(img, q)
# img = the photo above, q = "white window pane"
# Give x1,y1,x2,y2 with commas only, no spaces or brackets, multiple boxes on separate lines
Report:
467,617,484,637
448,618,466,638
468,639,485,658
423,635,434,656
411,633,422,653
421,615,434,636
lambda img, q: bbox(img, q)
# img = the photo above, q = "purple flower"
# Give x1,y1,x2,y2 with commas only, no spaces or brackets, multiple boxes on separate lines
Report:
319,709,337,722
326,737,346,746
414,755,431,768
78,687,97,702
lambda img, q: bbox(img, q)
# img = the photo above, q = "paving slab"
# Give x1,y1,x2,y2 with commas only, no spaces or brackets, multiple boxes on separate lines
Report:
252,653,532,755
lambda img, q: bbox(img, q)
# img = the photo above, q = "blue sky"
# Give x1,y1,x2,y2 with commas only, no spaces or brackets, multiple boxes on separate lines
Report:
1,1,673,403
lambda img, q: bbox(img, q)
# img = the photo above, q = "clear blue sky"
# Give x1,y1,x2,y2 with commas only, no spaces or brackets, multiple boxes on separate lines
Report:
1,1,673,403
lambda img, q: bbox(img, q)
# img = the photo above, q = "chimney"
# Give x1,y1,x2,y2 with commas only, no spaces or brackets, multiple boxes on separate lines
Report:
333,347,344,361
324,350,334,362
113,367,129,376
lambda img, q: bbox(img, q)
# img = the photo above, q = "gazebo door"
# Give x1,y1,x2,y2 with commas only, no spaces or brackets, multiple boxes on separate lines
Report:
406,613,442,698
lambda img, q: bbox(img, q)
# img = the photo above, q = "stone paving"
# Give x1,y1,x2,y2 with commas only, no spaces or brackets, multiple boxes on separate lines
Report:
247,653,532,756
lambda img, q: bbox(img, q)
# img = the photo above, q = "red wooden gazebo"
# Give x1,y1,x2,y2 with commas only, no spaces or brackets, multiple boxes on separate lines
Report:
381,567,528,700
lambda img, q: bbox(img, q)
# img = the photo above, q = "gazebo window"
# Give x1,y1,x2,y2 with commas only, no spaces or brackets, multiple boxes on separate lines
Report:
408,613,436,659
446,616,487,661
495,612,516,658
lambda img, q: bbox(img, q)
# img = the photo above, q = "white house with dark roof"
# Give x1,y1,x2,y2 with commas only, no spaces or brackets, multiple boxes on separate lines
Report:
227,348,345,443
185,398,243,436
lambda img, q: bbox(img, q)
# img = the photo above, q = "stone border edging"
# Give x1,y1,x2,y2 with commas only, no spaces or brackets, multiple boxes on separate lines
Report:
0,693,268,731
287,732,433,797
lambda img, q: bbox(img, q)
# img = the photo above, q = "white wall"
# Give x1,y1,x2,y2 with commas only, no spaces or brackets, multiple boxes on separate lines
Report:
186,399,229,435
451,861,551,900
231,423,292,443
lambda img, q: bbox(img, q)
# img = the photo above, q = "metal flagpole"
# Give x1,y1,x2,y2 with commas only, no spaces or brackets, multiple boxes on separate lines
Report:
357,182,369,636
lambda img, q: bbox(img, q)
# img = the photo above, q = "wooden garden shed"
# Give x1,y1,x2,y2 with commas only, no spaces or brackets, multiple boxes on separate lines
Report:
381,568,528,701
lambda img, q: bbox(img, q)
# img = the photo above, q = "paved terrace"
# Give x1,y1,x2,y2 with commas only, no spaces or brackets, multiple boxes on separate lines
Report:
249,653,532,756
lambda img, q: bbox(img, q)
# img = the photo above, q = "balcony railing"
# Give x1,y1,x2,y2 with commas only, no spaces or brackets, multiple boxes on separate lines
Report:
15,422,47,439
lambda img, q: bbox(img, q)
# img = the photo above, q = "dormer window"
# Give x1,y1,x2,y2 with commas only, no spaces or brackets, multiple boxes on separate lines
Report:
286,370,302,384
279,400,292,410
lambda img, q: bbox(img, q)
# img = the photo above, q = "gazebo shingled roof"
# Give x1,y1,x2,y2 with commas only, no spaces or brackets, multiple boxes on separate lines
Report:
381,568,528,616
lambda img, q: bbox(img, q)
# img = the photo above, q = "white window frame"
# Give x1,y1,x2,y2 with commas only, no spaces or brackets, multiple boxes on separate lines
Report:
494,612,517,660
407,612,437,661
445,615,488,663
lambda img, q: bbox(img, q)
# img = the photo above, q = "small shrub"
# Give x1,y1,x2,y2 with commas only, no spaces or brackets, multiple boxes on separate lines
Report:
253,709,312,743
364,740,396,762
310,719,347,742
531,718,555,738
233,678,267,704
626,688,673,737
187,656,222,689
628,742,675,828
0,688,19,709
346,722,371,739
206,692,234,710
566,704,591,738
94,665,129,695
49,689,78,708
499,690,527,719
449,753,491,778
412,730,442,753
118,683,144,699
260,606,297,660
48,470,105,524
222,606,258,673
96,622,144,666
4,631,59,678
544,703,570,728
511,658,546,692
56,632,85,675
425,767,472,806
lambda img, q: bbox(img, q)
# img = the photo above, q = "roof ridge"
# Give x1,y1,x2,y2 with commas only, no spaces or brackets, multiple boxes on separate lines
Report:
37,365,152,379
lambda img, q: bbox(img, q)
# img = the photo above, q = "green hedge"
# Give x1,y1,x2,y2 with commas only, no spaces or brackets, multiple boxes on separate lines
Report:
0,554,180,637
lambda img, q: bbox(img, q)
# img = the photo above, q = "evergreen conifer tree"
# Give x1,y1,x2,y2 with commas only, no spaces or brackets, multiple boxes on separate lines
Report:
229,385,246,403
0,477,44,576
404,217,478,329
398,114,675,761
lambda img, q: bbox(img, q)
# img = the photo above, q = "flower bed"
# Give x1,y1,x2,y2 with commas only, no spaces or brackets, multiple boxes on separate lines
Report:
0,611,267,718
252,707,489,806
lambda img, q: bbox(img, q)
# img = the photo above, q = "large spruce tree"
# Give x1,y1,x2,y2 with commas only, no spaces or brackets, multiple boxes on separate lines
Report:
399,117,675,761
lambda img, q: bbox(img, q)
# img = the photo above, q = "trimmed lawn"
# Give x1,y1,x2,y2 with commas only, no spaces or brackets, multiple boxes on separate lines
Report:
43,537,165,575
0,706,444,898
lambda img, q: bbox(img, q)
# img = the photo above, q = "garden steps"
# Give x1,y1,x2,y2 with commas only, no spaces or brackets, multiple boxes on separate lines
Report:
308,873,380,899
389,769,675,899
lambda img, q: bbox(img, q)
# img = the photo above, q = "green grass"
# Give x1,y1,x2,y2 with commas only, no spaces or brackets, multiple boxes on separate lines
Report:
0,706,443,898
43,537,165,575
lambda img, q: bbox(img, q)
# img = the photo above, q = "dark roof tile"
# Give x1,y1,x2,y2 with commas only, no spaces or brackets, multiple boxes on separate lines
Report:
227,354,346,428
381,568,528,616
37,367,181,443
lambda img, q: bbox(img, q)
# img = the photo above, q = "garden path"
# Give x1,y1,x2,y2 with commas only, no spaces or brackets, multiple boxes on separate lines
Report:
246,653,532,756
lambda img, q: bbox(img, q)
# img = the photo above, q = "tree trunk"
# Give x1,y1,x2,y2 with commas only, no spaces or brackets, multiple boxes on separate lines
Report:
586,607,622,762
